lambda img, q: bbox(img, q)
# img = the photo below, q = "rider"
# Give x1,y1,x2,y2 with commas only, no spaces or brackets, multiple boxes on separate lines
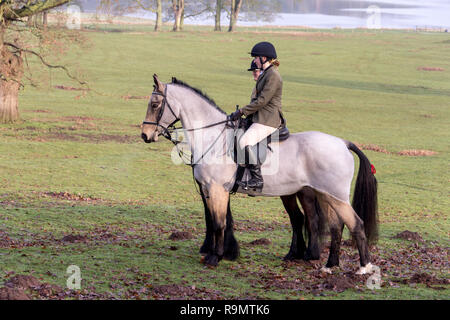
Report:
248,59,262,82
229,42,284,191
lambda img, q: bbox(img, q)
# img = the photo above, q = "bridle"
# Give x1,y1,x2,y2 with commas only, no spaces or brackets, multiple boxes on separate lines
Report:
142,86,180,144
142,85,233,166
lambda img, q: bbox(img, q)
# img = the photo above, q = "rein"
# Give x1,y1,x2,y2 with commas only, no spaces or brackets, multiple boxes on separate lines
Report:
142,87,232,167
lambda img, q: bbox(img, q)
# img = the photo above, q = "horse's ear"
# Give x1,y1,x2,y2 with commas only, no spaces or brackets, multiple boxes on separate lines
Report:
172,77,177,83
153,74,164,93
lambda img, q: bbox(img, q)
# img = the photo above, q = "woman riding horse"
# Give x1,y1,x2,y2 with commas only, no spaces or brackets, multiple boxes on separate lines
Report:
229,42,285,192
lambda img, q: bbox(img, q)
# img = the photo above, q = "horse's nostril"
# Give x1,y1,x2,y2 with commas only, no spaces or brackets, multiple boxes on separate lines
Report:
141,133,148,141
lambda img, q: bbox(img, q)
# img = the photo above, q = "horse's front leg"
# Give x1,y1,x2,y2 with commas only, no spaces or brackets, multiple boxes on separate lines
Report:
223,199,240,261
198,181,214,256
203,184,229,267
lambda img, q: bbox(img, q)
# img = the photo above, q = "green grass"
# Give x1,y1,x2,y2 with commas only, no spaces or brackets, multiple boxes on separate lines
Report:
0,25,449,299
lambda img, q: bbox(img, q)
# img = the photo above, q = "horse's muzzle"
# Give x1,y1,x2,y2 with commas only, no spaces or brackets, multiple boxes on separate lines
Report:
141,133,158,143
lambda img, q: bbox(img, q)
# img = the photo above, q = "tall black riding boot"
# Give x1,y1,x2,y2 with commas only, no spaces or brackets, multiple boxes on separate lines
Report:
237,145,264,191
247,163,263,191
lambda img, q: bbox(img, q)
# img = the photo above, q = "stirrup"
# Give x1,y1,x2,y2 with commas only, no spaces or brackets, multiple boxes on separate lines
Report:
237,180,263,192
236,180,249,190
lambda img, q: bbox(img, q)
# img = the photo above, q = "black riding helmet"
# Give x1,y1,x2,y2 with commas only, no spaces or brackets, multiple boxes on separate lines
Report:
250,42,277,59
248,60,260,71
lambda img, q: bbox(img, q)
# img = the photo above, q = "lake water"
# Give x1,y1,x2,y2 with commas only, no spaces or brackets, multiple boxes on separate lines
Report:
136,0,450,30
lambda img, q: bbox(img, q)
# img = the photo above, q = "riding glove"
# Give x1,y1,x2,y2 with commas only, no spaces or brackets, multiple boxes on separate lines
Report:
229,109,243,121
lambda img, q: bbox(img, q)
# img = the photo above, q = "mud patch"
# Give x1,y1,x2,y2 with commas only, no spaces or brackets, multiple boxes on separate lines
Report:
78,133,138,143
355,143,389,154
354,143,437,157
249,238,271,246
61,234,88,243
235,219,287,232
150,284,222,300
4,275,41,290
0,287,31,300
122,95,151,100
417,67,444,72
42,191,100,202
60,116,100,122
0,274,104,300
406,273,449,287
311,272,358,293
23,109,53,113
40,132,138,144
393,230,424,242
169,231,193,241
397,149,437,156
0,275,60,300
54,85,90,91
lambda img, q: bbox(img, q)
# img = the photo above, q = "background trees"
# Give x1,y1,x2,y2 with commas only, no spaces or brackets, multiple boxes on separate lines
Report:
0,0,72,123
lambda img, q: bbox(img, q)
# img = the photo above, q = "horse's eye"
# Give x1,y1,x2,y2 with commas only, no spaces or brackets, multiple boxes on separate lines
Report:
152,103,159,109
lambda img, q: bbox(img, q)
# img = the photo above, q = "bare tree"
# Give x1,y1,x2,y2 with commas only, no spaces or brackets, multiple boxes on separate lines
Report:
214,0,222,31
1,1,68,123
228,0,242,32
171,0,184,31
0,0,86,123
133,0,163,31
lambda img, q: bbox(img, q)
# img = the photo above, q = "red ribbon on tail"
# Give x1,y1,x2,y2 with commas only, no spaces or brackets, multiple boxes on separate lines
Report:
371,164,376,175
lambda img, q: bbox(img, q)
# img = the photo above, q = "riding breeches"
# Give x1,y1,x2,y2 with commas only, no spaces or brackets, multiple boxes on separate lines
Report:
239,123,278,149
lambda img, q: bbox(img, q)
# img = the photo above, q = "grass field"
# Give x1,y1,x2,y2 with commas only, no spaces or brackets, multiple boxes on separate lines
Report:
0,24,449,300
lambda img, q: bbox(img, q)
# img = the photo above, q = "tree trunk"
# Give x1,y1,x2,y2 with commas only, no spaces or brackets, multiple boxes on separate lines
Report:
215,0,222,31
43,10,48,27
154,0,162,31
0,29,24,123
180,8,184,30
172,0,185,32
27,15,33,26
228,0,242,32
35,12,43,26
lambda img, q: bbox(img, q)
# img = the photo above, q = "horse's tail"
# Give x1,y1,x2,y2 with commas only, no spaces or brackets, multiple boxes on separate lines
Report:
347,141,378,244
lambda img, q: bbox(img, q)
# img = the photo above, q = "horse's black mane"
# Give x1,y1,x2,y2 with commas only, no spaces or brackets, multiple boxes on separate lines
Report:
171,77,226,115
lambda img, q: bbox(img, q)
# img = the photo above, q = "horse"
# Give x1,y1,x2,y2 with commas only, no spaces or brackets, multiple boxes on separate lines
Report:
141,74,378,275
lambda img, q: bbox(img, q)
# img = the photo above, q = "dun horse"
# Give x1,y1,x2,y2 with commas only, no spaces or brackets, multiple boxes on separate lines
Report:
141,75,378,275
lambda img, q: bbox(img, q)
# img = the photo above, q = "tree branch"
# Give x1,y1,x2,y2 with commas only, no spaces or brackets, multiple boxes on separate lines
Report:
4,41,88,87
4,0,71,20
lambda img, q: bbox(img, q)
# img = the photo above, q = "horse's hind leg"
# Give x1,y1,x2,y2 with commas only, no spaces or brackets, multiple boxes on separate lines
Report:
203,184,229,267
223,199,240,261
318,193,372,274
297,187,321,261
326,220,344,269
280,194,306,261
313,197,342,273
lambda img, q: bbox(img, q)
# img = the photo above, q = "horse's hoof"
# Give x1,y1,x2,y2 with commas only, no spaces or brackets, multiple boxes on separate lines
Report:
223,249,239,261
320,266,332,274
204,254,219,267
356,263,373,275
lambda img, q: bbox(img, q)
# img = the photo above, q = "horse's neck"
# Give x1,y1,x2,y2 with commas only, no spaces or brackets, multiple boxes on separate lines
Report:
169,86,228,159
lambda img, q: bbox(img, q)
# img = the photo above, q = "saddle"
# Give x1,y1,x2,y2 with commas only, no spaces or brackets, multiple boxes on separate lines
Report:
231,112,290,165
230,112,290,194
